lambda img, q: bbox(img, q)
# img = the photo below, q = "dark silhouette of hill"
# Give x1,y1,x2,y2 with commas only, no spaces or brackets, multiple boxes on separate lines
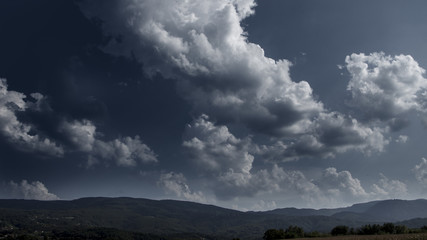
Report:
1,197,427,239
267,199,427,222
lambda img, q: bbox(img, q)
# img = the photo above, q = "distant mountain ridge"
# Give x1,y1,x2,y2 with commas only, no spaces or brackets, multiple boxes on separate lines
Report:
267,199,427,222
1,197,427,240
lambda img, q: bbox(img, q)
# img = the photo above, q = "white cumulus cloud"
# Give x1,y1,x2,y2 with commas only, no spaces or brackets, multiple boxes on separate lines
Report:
59,119,157,167
0,79,64,157
9,180,59,200
80,0,390,160
158,172,207,203
414,158,427,184
371,173,407,199
345,52,427,129
316,167,368,201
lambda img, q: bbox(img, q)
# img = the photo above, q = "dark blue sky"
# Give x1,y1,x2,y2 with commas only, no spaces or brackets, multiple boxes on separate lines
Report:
1,0,427,210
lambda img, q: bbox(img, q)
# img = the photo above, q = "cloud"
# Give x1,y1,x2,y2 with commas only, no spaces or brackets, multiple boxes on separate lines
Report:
345,52,427,129
395,135,408,143
59,119,96,152
182,115,389,203
180,117,403,205
270,112,389,160
158,172,207,203
0,78,157,167
0,79,64,157
414,158,427,184
371,173,407,199
316,167,368,202
182,115,322,200
80,0,390,161
60,119,157,167
183,114,253,174
80,0,324,137
92,136,158,167
250,200,277,211
9,180,59,200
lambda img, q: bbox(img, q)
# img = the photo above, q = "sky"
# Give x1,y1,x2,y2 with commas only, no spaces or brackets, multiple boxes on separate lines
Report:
1,0,427,211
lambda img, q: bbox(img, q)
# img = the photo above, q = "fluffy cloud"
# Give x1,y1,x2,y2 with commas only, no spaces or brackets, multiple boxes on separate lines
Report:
345,52,427,128
59,119,96,152
158,172,207,203
183,114,253,174
0,78,157,167
274,112,389,160
182,115,321,200
413,158,427,184
395,135,408,143
60,119,157,167
180,116,404,205
316,167,368,202
9,180,59,200
81,0,390,160
0,79,64,156
80,0,324,137
182,115,390,203
92,136,158,167
371,173,407,199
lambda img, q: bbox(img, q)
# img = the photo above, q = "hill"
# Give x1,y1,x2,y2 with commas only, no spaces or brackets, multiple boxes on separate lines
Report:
1,197,427,239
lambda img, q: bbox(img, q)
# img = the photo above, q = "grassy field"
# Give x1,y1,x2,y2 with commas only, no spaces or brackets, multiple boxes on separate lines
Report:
298,233,427,240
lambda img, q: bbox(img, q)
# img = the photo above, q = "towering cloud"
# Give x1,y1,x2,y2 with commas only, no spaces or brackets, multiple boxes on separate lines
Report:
81,0,324,137
81,0,389,160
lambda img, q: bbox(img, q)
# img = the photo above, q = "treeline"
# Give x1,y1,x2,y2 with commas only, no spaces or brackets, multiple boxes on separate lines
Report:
263,225,326,240
331,223,427,236
263,224,427,240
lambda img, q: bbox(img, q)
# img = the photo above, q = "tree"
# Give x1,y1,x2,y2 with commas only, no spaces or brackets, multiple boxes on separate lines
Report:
263,228,285,240
284,225,304,239
381,223,395,234
358,224,382,235
394,225,408,234
331,225,349,236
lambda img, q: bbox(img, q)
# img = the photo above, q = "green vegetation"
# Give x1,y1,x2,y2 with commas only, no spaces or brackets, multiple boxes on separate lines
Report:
2,198,427,240
262,224,427,240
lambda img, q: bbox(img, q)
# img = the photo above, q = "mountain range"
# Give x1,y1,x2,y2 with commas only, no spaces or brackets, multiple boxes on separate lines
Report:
1,197,427,239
